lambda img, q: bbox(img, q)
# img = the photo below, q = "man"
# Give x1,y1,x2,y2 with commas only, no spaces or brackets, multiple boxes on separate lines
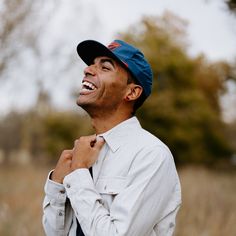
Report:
42,39,181,236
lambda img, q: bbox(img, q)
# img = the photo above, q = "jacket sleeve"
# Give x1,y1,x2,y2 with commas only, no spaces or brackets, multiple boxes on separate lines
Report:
42,171,74,236
63,145,181,236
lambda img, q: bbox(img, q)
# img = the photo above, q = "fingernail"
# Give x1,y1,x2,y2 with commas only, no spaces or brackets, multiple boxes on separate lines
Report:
97,136,104,141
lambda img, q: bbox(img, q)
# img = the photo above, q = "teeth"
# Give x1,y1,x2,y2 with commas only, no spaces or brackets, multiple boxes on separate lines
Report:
82,81,96,90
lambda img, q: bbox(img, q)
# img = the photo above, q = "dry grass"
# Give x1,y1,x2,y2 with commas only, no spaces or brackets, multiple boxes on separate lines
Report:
0,165,49,236
175,166,236,236
0,165,235,236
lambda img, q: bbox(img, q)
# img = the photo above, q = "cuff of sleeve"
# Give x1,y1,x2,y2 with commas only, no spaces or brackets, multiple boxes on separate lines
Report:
63,168,94,196
44,170,67,204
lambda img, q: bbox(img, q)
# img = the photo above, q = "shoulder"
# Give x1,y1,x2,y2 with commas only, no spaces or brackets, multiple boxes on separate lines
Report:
130,126,171,153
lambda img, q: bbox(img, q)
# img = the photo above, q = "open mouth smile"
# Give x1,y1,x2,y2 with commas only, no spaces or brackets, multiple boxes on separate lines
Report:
80,81,97,94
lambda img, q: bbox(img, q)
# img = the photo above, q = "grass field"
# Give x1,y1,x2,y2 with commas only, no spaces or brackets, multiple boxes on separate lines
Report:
0,164,235,236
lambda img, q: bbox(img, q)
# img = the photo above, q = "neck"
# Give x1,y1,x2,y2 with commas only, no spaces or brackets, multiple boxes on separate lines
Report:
90,111,133,134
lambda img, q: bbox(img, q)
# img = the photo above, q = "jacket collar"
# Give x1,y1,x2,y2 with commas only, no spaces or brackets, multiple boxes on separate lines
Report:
98,116,142,153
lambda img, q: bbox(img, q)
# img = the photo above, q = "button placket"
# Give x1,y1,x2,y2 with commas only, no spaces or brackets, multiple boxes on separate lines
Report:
57,209,65,229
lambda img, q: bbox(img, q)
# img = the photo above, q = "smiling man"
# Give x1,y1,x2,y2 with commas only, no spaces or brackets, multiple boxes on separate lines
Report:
42,40,181,236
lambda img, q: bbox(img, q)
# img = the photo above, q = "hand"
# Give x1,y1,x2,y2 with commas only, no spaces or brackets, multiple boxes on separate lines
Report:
71,135,105,171
51,150,73,184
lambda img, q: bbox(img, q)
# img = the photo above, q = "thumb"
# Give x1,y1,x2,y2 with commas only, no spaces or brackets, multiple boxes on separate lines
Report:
95,136,105,150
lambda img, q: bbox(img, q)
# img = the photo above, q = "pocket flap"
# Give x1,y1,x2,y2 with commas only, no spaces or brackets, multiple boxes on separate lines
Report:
96,177,126,194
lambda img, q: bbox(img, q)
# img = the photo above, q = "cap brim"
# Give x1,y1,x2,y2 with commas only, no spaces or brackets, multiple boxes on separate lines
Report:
77,40,121,66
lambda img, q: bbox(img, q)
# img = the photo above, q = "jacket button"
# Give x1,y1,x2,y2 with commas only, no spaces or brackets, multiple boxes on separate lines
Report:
59,211,63,216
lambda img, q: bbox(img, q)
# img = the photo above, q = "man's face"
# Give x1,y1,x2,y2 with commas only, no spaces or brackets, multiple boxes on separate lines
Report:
77,56,129,113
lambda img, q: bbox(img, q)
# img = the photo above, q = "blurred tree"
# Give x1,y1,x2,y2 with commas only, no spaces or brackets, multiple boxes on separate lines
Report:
0,0,100,115
0,0,99,164
42,112,92,163
0,84,91,164
119,12,234,164
0,112,24,163
0,0,55,77
226,0,236,12
0,7,234,166
0,109,92,164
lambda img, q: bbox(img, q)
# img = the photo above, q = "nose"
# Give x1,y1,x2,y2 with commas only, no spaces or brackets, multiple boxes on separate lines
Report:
84,64,96,77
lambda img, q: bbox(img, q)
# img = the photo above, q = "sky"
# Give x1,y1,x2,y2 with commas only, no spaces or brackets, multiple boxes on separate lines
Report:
0,0,236,120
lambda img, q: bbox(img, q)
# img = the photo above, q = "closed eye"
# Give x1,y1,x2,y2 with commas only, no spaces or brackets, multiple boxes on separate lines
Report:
102,66,110,71
100,58,115,71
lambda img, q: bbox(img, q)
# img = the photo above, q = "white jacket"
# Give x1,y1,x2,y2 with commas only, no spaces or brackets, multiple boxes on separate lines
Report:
43,117,181,236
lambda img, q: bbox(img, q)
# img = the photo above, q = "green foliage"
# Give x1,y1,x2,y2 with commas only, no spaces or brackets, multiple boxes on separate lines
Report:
119,13,234,164
0,112,24,157
42,112,92,162
0,110,92,164
0,11,235,166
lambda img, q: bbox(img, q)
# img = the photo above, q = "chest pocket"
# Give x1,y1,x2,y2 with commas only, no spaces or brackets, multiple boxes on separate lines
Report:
96,176,127,195
96,177,127,210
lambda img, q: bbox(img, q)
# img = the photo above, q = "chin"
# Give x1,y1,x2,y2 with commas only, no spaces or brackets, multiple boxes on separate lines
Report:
76,96,87,106
76,98,92,110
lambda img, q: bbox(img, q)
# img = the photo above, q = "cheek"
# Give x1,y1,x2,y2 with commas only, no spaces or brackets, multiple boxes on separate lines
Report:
108,80,127,97
100,72,128,100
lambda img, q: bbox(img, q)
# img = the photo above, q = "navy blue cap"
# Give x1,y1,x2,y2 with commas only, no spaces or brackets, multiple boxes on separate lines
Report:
77,39,153,98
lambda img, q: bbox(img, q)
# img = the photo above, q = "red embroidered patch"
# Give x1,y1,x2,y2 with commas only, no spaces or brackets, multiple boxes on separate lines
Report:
107,41,121,50
122,61,129,68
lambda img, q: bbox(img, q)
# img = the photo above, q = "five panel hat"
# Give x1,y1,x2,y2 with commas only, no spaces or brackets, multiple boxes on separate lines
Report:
77,39,153,98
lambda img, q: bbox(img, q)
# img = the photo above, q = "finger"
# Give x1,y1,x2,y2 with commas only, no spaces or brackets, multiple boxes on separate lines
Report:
88,134,97,142
95,136,105,150
62,149,73,157
80,135,97,147
63,149,73,153
74,135,96,146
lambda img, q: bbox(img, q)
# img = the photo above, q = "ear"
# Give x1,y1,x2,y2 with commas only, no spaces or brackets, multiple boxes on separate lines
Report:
124,84,143,102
